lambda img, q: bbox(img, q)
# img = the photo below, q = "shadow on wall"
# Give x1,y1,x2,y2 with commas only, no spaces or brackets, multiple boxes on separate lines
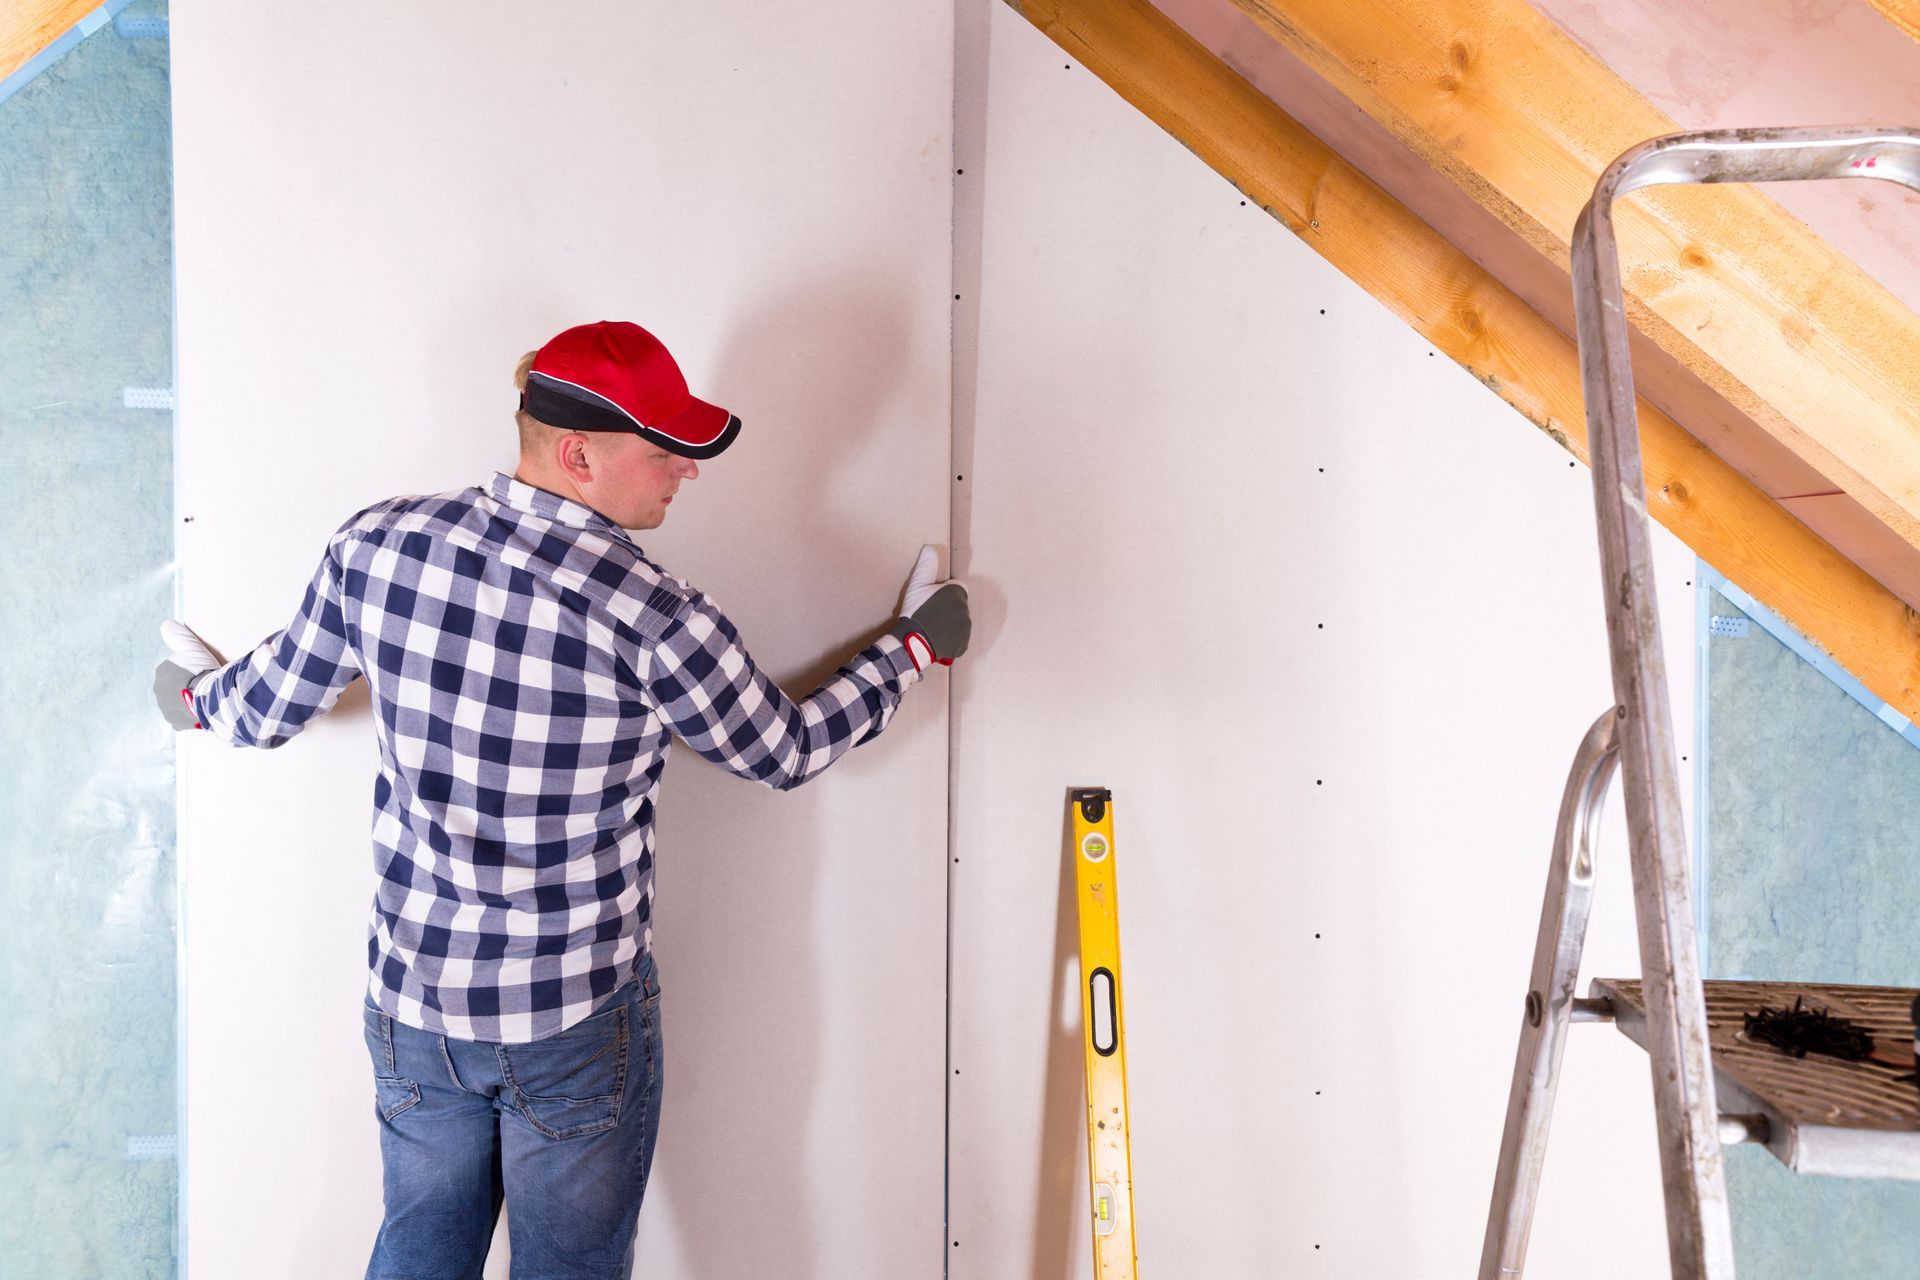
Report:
631,273,948,1277
702,270,1008,693
705,270,922,685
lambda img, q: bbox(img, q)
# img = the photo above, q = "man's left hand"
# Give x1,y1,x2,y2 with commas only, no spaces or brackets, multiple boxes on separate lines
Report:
889,545,970,672
153,620,225,732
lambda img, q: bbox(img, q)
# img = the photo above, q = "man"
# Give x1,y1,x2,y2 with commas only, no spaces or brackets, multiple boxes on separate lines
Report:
152,320,970,1278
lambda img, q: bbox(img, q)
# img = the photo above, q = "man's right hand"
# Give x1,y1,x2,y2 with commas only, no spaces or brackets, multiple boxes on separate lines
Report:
889,544,971,672
153,620,226,732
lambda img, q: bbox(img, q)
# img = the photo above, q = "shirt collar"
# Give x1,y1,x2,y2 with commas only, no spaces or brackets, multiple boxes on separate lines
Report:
486,472,636,545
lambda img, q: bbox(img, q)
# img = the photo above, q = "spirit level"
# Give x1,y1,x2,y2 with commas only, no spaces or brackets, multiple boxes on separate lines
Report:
1070,787,1138,1278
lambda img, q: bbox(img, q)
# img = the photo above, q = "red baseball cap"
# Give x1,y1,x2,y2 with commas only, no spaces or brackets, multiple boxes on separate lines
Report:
520,321,740,459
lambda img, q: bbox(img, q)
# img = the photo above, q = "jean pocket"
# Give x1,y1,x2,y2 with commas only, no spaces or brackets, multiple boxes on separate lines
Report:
361,1005,421,1121
498,1002,629,1139
372,1074,421,1122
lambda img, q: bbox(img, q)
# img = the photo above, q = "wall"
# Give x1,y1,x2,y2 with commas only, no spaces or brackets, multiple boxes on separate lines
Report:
169,4,952,1276
164,2,1734,1276
0,6,177,1276
946,5,1690,1276
1701,580,1920,1273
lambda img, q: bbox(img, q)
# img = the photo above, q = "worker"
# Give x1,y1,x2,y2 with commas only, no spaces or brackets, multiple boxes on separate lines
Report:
151,319,970,1279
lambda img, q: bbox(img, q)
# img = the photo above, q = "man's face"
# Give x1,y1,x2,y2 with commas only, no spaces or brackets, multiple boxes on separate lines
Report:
577,433,700,530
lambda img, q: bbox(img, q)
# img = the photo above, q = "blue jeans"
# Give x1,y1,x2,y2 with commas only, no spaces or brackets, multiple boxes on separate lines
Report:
361,955,664,1279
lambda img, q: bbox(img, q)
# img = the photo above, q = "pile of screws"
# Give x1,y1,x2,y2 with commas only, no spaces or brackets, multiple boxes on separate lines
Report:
1743,997,1874,1062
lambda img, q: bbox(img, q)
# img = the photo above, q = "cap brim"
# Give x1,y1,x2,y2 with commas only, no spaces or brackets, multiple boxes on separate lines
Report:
641,396,740,460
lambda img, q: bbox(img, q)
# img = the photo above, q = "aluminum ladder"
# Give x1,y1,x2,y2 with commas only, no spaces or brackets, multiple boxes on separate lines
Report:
1478,126,1920,1280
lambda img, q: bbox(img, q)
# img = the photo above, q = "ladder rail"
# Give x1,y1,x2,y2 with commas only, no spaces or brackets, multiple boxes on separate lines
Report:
1479,709,1620,1280
1569,124,1920,1280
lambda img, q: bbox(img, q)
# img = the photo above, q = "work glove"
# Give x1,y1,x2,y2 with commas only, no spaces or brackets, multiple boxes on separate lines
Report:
888,544,970,672
153,620,225,732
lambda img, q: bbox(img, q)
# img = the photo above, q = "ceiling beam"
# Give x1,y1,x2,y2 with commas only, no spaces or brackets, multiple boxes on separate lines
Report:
1198,0,1920,587
0,0,99,86
1005,0,1920,721
1864,0,1920,44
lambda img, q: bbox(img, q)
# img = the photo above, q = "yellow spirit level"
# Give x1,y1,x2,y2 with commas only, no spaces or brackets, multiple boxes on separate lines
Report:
1070,788,1138,1278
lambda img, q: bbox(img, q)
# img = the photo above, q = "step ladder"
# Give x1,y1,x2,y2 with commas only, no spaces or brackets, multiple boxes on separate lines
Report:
1478,125,1920,1280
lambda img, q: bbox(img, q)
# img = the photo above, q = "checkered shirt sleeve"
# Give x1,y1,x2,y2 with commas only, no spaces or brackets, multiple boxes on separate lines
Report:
648,591,919,791
182,475,924,1044
192,529,362,747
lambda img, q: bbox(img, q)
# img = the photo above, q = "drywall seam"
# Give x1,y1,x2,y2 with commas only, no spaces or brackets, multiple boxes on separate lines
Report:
1693,561,1713,975
167,5,189,1268
946,1,993,1273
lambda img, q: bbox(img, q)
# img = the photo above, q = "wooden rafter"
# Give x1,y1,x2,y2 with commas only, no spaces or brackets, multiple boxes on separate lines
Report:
1005,0,1920,720
1864,0,1920,44
1216,0,1920,563
0,0,98,86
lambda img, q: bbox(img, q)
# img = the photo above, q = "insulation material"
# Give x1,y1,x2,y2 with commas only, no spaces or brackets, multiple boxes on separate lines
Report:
0,4,179,1275
1703,586,1920,1271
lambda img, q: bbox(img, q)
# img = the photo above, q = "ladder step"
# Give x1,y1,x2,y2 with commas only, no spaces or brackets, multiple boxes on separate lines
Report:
1591,977,1920,1180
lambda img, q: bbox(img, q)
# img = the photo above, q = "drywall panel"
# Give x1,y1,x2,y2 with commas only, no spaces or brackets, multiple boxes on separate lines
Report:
948,6,1695,1276
170,4,952,1276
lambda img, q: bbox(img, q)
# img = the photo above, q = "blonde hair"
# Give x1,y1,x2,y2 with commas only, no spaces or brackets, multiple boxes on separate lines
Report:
514,349,563,455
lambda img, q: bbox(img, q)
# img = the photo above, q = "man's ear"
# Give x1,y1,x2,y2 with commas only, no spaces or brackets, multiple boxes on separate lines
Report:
557,432,593,484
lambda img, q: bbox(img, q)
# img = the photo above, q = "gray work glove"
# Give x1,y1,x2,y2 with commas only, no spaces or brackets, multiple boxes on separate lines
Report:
153,620,225,732
888,544,970,672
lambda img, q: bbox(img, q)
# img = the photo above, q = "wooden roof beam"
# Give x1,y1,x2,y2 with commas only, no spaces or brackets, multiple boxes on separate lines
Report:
1,0,102,85
1157,0,1920,610
1151,0,1920,610
1006,0,1920,721
1865,0,1920,45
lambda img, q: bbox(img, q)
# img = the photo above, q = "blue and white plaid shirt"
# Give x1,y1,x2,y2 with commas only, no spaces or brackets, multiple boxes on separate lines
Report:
192,472,921,1043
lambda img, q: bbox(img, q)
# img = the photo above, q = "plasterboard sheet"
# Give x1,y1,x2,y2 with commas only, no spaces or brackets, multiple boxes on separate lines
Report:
170,4,952,1276
947,5,1695,1276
